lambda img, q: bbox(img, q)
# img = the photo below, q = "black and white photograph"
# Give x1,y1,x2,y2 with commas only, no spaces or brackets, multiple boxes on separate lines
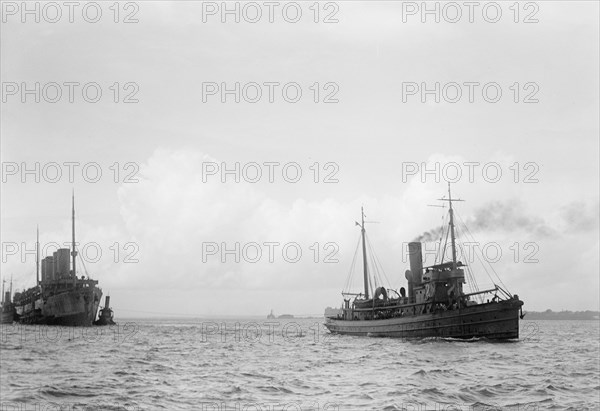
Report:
1,1,599,409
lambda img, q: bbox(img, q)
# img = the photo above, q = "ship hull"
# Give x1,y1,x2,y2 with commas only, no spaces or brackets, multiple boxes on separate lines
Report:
325,299,523,340
1,309,14,324
93,308,116,326
16,287,101,327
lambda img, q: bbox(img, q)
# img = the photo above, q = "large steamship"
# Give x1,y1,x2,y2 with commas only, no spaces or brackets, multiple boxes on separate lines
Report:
325,185,524,340
12,195,102,326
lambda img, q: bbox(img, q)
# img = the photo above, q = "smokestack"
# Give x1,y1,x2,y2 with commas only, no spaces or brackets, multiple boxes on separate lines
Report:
104,295,111,308
49,256,56,281
43,256,53,282
55,249,70,278
408,242,423,285
53,251,59,278
405,270,414,302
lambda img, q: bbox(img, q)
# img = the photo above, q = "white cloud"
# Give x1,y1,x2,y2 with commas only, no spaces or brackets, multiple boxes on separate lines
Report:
83,149,600,315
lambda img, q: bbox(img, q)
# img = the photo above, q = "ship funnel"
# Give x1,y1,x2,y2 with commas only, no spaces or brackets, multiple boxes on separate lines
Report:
404,270,414,301
104,295,111,308
43,256,54,281
54,249,71,279
408,242,423,285
4,291,10,304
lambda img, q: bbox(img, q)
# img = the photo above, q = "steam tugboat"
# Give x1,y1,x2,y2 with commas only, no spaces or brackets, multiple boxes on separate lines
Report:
12,194,102,326
94,295,116,326
325,185,524,340
1,278,15,324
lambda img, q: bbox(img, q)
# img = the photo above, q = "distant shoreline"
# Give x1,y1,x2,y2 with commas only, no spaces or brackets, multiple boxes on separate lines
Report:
523,310,599,320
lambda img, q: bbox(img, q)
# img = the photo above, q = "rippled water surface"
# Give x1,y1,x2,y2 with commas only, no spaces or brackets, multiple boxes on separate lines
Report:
1,319,598,410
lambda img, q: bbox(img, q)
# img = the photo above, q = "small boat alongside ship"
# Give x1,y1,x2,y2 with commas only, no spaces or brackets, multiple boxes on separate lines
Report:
325,185,524,340
94,295,116,326
12,195,104,326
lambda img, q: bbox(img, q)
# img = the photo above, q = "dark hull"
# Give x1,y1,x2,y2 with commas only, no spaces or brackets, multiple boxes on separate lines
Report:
16,287,101,327
93,308,116,326
325,299,523,340
93,317,116,326
1,309,14,324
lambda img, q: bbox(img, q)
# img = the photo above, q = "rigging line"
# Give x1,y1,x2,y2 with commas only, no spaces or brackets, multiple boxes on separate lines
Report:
435,212,448,265
370,255,379,289
343,234,362,293
455,222,486,292
467,264,484,303
441,218,450,264
374,250,390,290
77,250,90,279
476,246,508,293
365,235,380,287
455,225,480,293
366,239,380,289
345,234,361,292
455,210,510,293
366,253,374,296
373,238,392,287
368,235,392,289
467,264,480,294
464,264,476,295
344,257,356,294
373,253,384,289
453,231,482,300
367,252,374,288
366,234,390,291
456,218,500,295
368,250,377,288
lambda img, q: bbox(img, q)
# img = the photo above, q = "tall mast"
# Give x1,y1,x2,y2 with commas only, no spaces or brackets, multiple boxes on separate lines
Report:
72,191,77,279
448,183,458,270
36,225,40,285
1,279,5,304
437,183,463,269
360,207,369,299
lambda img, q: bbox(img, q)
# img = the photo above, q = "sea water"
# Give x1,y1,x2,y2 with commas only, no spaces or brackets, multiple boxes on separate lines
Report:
1,319,598,410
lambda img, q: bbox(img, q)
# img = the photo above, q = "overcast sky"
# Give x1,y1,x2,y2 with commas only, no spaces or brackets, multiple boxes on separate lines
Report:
1,1,598,316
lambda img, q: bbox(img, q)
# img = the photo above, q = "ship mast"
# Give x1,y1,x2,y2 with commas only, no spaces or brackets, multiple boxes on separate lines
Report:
36,225,40,285
72,191,77,280
448,183,458,270
1,279,5,304
357,207,369,299
438,183,463,269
